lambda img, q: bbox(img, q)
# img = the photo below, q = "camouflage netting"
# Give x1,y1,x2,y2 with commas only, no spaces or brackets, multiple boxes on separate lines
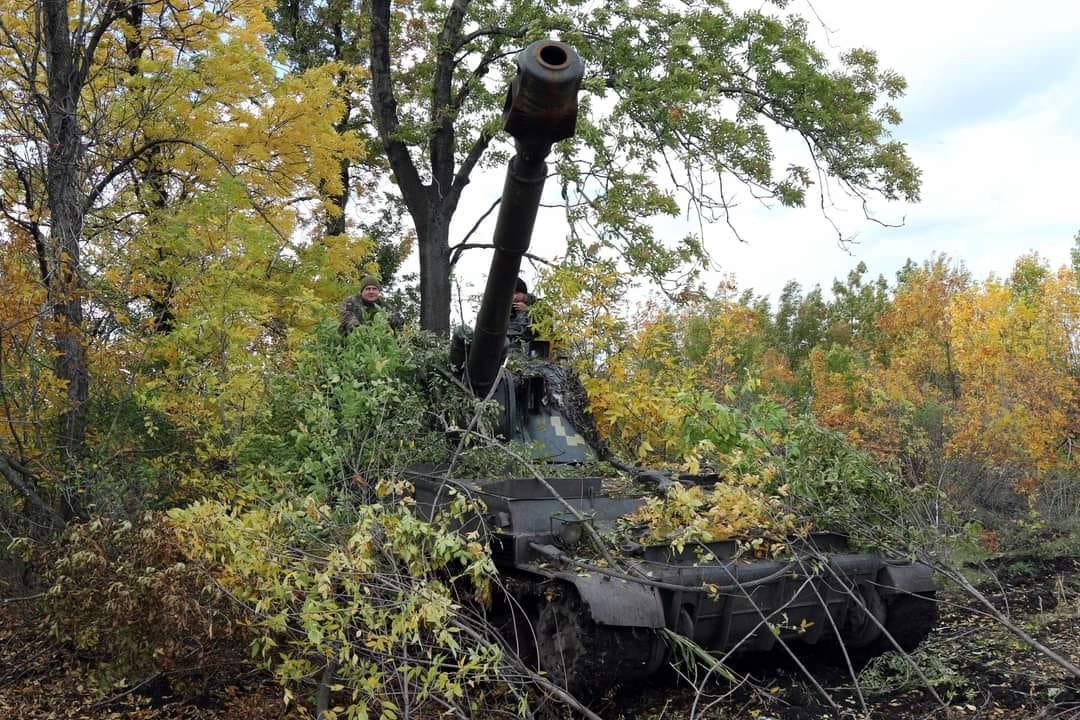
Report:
517,358,608,457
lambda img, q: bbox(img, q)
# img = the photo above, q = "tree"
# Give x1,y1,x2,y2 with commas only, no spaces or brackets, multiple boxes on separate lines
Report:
769,280,830,399
804,252,1080,494
786,258,960,477
0,0,360,526
827,261,890,355
949,259,1080,491
271,0,920,334
1071,230,1080,281
266,0,414,288
878,256,970,406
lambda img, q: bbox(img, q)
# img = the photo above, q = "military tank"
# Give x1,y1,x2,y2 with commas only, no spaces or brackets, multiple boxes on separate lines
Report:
408,38,937,695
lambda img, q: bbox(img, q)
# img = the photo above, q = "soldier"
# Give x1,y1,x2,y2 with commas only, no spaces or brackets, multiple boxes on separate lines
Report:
339,275,403,335
507,277,536,350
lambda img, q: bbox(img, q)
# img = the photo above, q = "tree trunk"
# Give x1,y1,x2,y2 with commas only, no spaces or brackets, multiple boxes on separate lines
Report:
368,0,463,335
0,454,64,536
42,0,89,464
418,212,452,334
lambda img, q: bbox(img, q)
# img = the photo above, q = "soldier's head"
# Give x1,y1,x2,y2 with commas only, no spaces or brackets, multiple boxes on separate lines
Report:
513,277,530,306
360,275,381,303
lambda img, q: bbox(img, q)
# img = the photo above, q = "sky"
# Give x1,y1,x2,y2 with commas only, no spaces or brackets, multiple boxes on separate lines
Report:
442,0,1080,309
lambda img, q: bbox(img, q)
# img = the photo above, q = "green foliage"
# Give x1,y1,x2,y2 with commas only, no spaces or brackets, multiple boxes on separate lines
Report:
775,418,918,540
229,320,480,500
858,646,967,699
164,321,538,716
268,0,920,332
559,0,920,276
1071,231,1080,281
762,263,891,401
170,485,515,718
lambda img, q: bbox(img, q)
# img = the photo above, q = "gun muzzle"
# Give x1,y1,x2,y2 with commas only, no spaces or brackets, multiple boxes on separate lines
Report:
502,40,585,162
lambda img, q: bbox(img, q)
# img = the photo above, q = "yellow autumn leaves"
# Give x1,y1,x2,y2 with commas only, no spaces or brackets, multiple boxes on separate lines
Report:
811,257,1080,494
628,481,796,554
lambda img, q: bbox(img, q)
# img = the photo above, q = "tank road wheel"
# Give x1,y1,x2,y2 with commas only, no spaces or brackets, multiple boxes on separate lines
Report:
816,582,888,667
881,592,939,653
841,582,888,648
534,581,661,697
535,585,591,693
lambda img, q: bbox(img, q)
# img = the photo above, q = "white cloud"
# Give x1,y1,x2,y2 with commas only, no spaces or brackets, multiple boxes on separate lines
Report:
693,1,1080,299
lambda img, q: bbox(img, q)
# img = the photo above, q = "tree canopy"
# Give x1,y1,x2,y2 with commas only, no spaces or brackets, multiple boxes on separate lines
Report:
0,0,364,523
269,0,920,333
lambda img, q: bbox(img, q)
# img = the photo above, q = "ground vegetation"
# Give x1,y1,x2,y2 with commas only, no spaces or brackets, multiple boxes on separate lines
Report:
0,0,1077,716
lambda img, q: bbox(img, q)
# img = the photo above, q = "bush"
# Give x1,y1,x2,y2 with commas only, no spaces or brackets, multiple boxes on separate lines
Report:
228,320,480,502
777,418,912,534
163,321,539,717
170,484,518,719
42,513,252,693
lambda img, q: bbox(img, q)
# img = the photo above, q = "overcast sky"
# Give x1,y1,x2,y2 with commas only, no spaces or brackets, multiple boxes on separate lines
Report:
444,0,1080,308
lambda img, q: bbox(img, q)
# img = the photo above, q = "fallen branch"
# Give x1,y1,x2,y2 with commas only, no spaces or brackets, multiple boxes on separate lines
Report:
931,560,1080,679
0,592,45,604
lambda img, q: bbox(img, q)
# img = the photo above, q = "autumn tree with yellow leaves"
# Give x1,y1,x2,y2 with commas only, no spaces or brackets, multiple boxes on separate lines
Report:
533,247,1080,546
805,254,1080,496
948,258,1080,492
0,0,364,527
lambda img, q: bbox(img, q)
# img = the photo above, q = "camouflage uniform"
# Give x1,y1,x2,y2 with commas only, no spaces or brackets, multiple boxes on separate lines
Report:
338,276,403,335
507,291,536,349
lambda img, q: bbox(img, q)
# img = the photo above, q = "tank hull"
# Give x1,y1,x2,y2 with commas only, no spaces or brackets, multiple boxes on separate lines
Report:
409,472,938,693
435,37,937,696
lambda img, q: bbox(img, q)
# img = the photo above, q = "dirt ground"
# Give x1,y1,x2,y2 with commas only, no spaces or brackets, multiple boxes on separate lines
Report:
2,557,1077,719
601,556,1080,720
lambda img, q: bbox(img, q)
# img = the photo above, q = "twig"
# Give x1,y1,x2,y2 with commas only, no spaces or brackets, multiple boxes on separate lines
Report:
89,671,163,710
0,591,45,604
932,561,1080,679
450,619,604,720
814,556,949,710
794,552,867,714
450,197,500,260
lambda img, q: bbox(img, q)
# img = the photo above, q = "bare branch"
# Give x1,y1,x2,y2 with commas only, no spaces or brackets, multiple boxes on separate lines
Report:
450,196,499,251
448,128,494,201
83,137,206,213
448,243,551,271
455,25,525,50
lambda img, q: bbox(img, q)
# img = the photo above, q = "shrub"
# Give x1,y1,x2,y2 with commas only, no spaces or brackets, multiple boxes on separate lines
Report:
42,513,252,693
228,320,480,502
170,484,522,718
166,321,535,717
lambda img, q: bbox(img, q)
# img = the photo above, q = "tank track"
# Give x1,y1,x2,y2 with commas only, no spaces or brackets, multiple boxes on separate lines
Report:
523,579,662,697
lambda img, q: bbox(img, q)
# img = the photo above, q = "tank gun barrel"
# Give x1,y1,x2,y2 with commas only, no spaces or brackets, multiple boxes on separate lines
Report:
466,40,584,395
